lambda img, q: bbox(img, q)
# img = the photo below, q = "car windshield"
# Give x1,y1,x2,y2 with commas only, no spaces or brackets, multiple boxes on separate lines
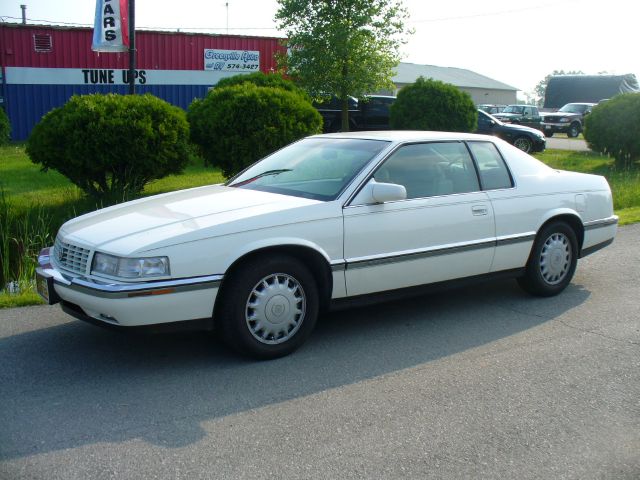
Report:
227,137,390,201
502,105,524,114
558,104,588,113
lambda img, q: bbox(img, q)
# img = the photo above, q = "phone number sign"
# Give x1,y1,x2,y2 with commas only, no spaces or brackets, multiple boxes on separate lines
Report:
204,49,260,72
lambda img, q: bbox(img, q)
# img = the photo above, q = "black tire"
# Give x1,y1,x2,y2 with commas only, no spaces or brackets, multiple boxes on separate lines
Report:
517,221,578,297
513,136,533,153
567,123,580,138
217,255,319,359
544,131,554,138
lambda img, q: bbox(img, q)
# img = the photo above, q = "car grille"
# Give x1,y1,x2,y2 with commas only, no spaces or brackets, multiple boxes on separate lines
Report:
545,116,560,122
54,237,91,275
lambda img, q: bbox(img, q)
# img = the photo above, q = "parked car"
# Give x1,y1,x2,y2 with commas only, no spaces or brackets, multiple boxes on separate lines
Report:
478,104,507,115
476,109,546,153
541,102,596,138
493,104,543,130
315,95,395,132
37,132,617,358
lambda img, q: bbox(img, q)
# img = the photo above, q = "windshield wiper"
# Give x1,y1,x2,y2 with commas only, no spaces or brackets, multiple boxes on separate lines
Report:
231,169,292,187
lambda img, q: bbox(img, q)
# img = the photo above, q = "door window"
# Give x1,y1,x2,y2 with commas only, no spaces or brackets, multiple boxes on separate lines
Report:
373,142,480,199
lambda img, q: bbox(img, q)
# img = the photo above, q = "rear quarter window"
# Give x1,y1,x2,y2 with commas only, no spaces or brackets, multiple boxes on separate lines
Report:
467,141,514,190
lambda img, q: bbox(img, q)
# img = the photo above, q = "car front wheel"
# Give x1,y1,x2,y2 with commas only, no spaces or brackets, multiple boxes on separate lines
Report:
517,222,578,297
567,123,580,138
513,136,533,153
217,255,319,359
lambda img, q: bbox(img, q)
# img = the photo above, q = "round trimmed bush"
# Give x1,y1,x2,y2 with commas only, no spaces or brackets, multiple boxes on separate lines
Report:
215,72,309,100
0,107,10,145
584,94,640,169
187,83,322,178
26,93,190,202
390,77,477,132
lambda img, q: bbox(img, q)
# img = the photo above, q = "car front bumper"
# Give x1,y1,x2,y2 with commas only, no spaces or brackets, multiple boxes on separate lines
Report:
542,122,571,133
36,247,221,327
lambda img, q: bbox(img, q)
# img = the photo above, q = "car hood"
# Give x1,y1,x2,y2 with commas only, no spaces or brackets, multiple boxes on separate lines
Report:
58,185,328,254
542,111,579,119
499,122,544,136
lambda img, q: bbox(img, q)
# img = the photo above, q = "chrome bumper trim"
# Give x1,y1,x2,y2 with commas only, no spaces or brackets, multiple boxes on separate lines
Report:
583,216,619,231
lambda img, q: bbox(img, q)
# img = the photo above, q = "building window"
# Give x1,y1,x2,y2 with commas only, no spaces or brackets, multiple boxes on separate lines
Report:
33,34,52,53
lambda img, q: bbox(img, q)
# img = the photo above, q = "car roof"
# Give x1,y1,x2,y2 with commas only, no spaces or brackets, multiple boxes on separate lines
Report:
312,130,497,143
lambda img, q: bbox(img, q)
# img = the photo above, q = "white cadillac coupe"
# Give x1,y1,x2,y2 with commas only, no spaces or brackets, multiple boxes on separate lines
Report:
36,131,618,358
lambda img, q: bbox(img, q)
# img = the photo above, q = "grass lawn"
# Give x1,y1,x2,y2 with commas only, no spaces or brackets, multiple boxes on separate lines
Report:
1,145,638,308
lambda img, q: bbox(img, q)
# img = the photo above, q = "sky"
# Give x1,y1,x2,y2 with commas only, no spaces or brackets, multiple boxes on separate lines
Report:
1,0,638,97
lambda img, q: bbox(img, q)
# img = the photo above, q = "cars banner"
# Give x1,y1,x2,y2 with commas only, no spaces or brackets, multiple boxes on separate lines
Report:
92,0,130,53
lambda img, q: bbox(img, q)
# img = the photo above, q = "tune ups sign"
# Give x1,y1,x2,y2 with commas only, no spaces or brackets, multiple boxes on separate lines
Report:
92,0,130,53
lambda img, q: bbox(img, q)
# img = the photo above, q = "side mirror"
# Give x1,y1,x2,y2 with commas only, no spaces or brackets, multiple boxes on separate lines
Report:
372,182,407,203
350,180,407,205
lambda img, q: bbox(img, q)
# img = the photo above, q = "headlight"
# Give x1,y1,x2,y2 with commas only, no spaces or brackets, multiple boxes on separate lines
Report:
92,252,170,279
560,118,570,123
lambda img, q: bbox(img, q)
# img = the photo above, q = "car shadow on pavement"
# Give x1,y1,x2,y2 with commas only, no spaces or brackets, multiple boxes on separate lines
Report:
0,278,590,459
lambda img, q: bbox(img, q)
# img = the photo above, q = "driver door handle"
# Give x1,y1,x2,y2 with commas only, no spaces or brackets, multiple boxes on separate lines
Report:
471,205,489,216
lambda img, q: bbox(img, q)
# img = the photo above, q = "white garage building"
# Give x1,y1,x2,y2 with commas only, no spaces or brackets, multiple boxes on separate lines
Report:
384,62,518,105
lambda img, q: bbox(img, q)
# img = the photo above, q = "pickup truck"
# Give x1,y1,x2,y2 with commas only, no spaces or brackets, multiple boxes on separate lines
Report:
315,95,396,132
493,105,543,130
541,102,595,137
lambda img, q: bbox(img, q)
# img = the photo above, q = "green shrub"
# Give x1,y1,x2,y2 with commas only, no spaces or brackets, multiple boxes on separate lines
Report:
26,93,190,202
215,72,309,99
390,77,477,132
584,94,640,169
0,108,10,145
187,83,322,177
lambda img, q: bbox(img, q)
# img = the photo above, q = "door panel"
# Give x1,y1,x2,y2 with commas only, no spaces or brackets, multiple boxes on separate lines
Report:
343,193,495,296
342,141,496,297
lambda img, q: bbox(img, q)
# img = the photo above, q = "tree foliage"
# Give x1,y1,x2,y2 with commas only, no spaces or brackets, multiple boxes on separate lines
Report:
0,108,10,145
389,77,477,132
26,94,190,202
275,0,411,131
584,93,640,169
533,69,584,106
187,83,323,178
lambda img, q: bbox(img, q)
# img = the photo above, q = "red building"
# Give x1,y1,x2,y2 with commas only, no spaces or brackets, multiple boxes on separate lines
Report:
0,23,285,140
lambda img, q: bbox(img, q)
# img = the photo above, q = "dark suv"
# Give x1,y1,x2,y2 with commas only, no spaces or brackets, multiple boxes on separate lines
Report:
476,110,546,153
541,102,595,138
314,95,395,132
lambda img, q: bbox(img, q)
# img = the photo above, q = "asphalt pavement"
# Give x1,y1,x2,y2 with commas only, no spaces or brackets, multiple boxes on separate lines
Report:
0,224,638,480
546,136,590,151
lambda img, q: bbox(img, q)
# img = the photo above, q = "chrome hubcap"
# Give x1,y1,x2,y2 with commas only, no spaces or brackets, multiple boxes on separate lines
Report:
514,138,531,152
539,233,571,285
245,273,306,345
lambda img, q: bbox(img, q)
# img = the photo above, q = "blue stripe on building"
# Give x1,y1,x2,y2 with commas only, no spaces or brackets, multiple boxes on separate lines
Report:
5,84,211,140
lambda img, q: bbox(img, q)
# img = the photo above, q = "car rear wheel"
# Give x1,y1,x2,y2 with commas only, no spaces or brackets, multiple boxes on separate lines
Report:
217,255,319,359
544,131,554,138
567,123,580,138
517,221,578,297
513,136,533,153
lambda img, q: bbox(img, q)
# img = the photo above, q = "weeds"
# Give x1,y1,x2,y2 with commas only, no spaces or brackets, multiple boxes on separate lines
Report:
0,187,52,297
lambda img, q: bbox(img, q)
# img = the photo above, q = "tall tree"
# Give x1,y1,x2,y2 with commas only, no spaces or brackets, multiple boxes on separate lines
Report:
275,0,411,131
